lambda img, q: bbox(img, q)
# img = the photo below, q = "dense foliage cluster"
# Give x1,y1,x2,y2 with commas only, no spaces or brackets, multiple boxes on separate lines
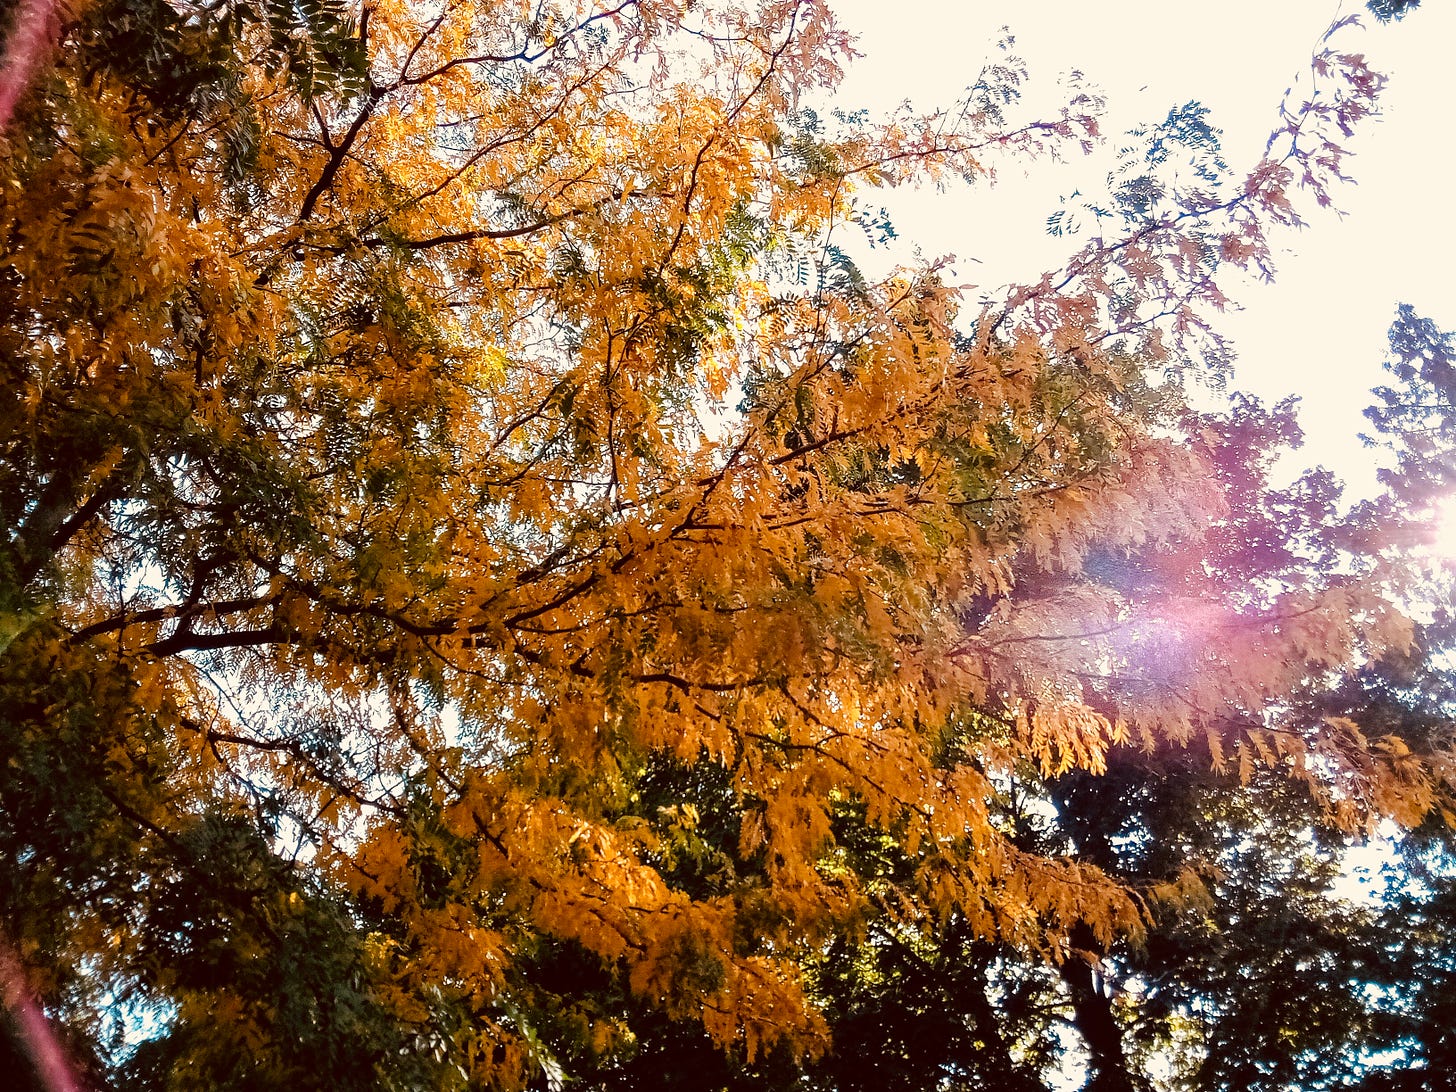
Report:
0,1,1450,1088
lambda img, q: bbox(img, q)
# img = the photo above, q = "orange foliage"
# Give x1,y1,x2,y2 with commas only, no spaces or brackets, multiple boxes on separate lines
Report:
0,2,1436,1083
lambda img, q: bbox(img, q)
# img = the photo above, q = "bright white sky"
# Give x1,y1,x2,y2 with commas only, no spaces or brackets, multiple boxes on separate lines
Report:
821,0,1456,497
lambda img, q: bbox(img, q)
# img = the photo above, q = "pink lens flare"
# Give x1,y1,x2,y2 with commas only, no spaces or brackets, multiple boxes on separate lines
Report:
0,936,81,1092
0,0,61,134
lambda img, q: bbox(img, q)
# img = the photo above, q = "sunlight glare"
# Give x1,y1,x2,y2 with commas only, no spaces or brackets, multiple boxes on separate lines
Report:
1432,494,1456,557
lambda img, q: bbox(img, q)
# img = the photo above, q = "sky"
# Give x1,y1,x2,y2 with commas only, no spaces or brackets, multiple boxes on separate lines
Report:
818,0,1456,498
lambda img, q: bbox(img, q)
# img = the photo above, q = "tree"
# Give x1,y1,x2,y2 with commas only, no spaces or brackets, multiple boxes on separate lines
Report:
751,315,1456,1092
1339,307,1456,1091
0,2,1443,1088
1367,1,1424,23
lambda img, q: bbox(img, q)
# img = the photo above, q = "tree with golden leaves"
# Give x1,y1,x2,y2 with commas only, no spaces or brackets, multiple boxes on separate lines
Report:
0,2,1442,1088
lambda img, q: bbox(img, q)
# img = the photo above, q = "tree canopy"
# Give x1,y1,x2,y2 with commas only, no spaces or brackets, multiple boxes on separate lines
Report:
0,2,1449,1089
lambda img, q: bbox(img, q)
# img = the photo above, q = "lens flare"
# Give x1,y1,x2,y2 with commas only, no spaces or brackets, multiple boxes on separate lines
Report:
1433,495,1456,556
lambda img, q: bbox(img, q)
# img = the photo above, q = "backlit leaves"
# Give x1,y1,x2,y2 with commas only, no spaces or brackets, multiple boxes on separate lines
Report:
0,3,1445,1088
